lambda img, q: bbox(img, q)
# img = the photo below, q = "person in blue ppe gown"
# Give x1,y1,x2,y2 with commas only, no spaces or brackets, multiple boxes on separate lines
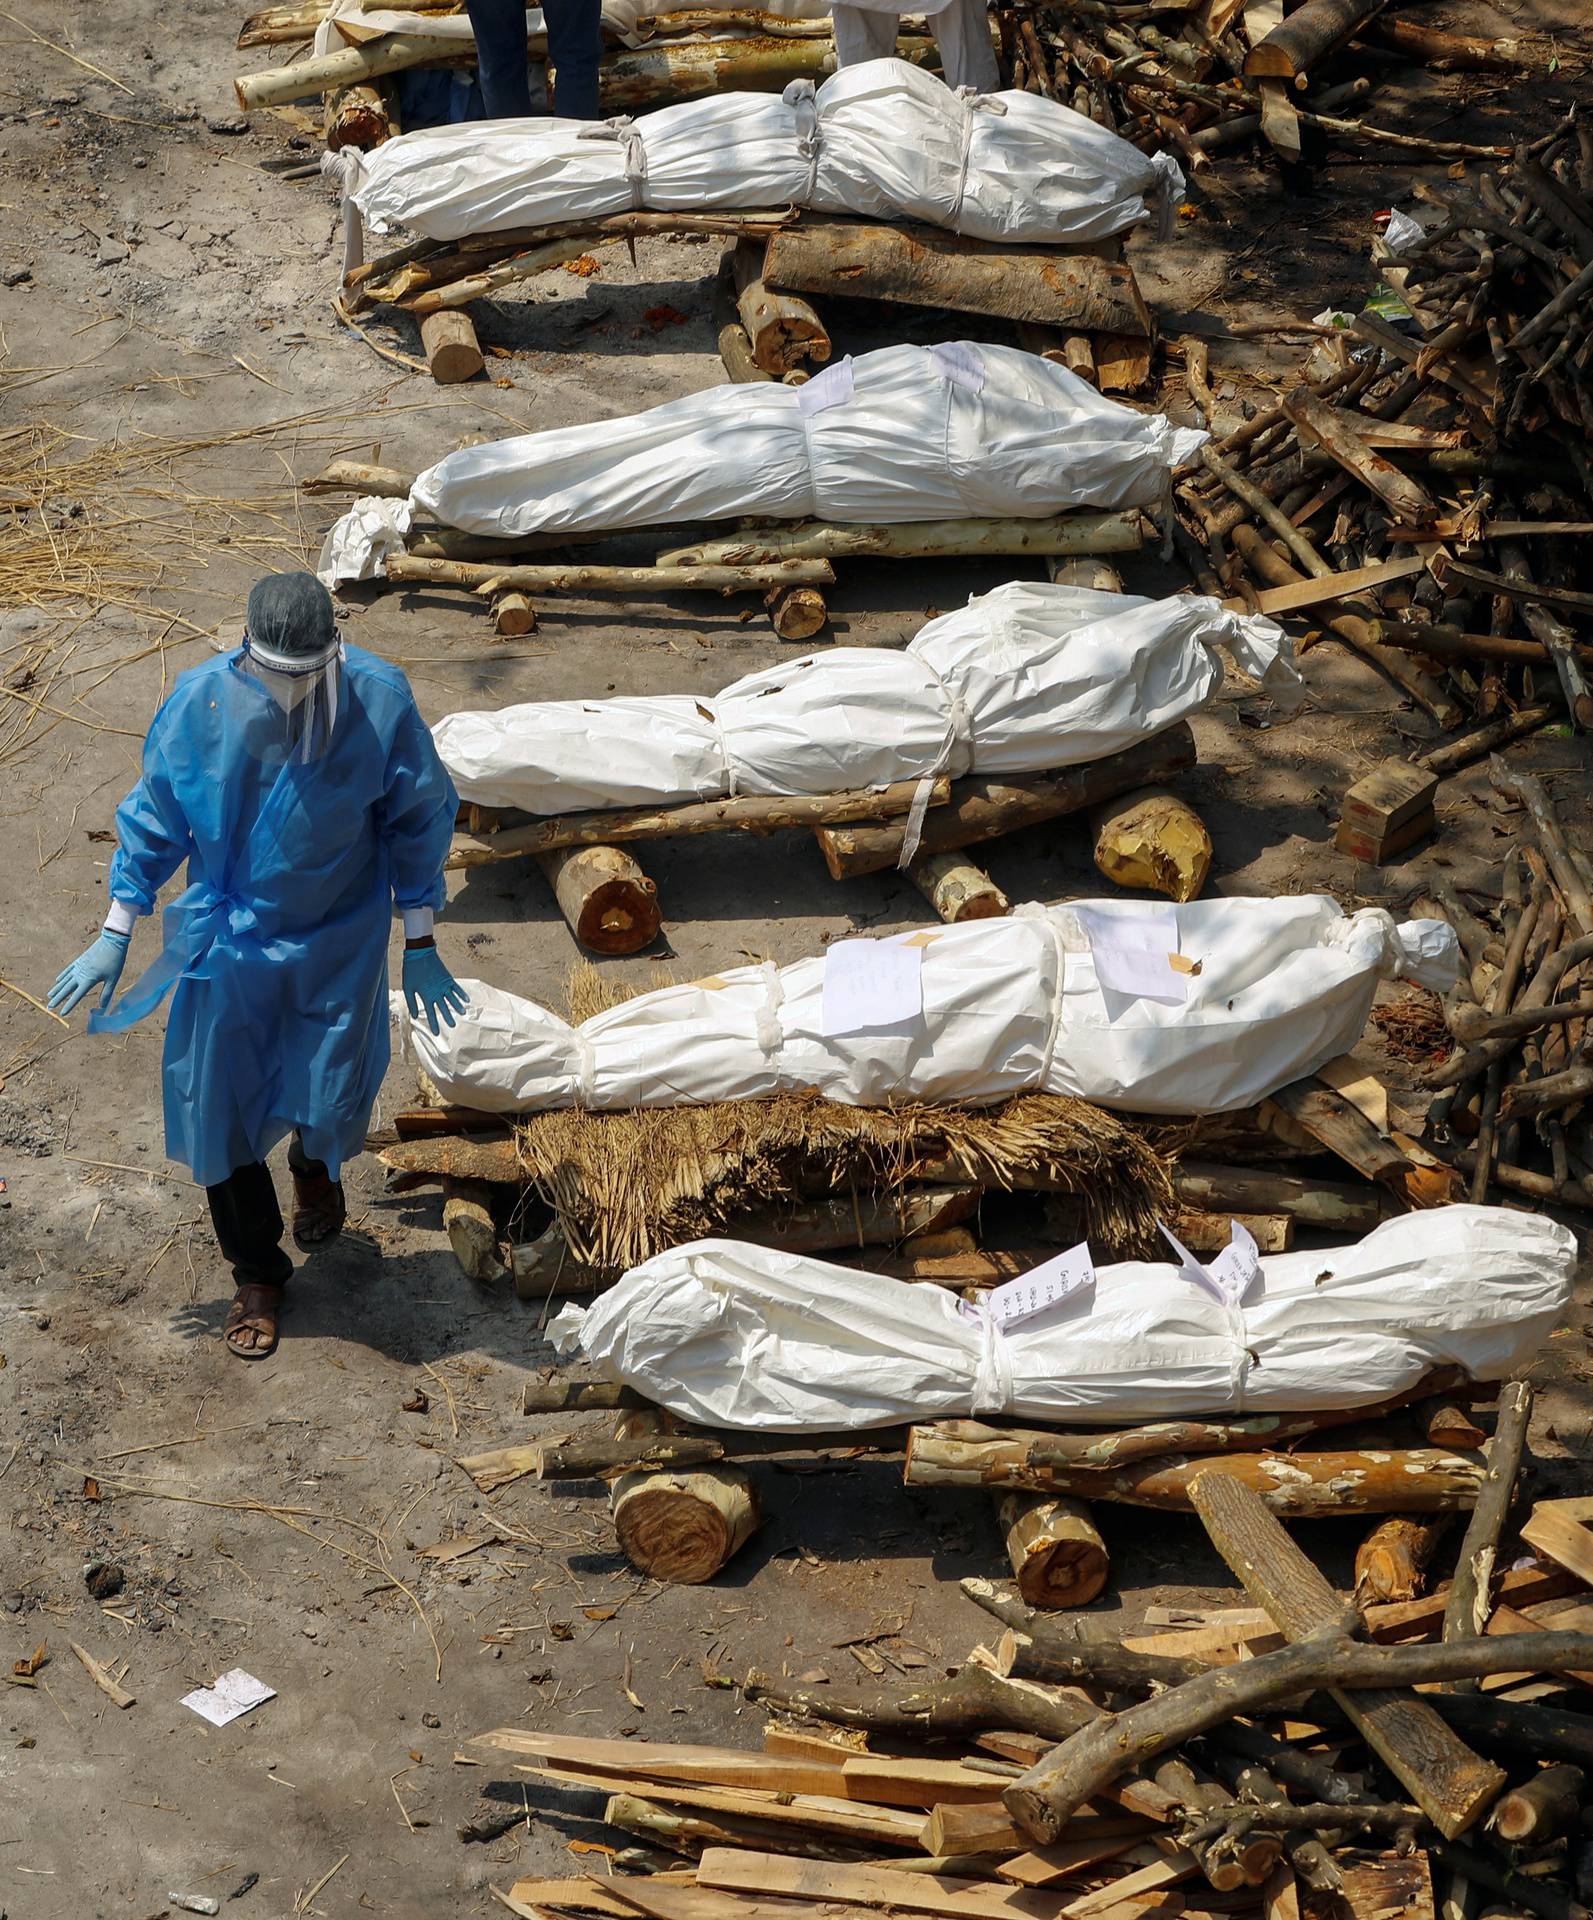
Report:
465,0,602,121
48,573,468,1361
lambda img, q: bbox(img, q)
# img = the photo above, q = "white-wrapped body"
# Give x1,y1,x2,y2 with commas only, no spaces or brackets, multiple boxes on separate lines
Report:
395,896,1459,1116
545,1208,1576,1429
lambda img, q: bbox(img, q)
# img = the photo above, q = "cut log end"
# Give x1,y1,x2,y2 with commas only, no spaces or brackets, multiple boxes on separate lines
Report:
910,850,1011,923
535,844,662,955
611,1464,761,1584
1092,788,1213,902
420,308,484,384
1000,1493,1109,1610
764,582,828,641
493,591,538,637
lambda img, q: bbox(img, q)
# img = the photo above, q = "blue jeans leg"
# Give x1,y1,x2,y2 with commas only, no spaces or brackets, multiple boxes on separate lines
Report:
465,0,533,118
546,0,603,119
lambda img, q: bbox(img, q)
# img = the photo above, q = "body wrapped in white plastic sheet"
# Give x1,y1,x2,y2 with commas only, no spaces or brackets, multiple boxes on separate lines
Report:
395,895,1459,1116
320,343,1206,581
342,60,1183,247
545,1208,1576,1429
432,583,1297,812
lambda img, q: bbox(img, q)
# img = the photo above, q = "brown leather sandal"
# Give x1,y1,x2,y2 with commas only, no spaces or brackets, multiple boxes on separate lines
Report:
291,1164,346,1251
225,1282,285,1361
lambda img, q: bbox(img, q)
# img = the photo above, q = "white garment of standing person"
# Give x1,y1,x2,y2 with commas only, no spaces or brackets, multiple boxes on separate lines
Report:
831,0,998,93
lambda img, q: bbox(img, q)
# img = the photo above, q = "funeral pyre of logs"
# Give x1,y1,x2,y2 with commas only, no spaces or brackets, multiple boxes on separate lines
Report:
463,1379,1593,1920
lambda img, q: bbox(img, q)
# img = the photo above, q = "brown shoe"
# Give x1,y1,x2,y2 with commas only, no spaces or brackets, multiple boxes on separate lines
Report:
291,1164,346,1250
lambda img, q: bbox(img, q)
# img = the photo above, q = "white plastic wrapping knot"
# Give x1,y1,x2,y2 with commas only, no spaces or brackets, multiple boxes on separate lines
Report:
401,895,1462,1121
320,145,367,275
429,581,1283,815
1225,610,1305,709
547,1208,1577,1432
580,117,649,208
783,77,822,202
950,89,1008,235
316,494,412,589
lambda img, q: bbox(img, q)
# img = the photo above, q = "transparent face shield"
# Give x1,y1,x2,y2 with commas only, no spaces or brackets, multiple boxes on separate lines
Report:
240,629,345,763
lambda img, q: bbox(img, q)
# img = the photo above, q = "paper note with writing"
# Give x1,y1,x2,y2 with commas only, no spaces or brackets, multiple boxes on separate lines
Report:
182,1668,276,1727
985,1240,1095,1329
1207,1217,1261,1304
820,937,924,1036
1076,907,1187,1006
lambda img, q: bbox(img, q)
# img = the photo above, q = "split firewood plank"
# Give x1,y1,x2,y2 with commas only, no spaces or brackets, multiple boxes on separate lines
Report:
1259,1079,1460,1208
926,1800,1031,1858
1187,1472,1505,1838
696,1848,1114,1920
1520,1497,1593,1588
1170,1162,1380,1232
762,223,1152,338
1060,1854,1197,1917
1283,393,1438,527
507,1873,699,1919
472,1731,846,1795
764,1723,870,1761
1221,553,1426,617
841,1757,1010,1808
1256,79,1301,160
593,1880,883,1920
515,1767,928,1847
604,1790,880,1866
449,776,950,870
996,1831,1158,1887
1337,1854,1435,1920
1356,1515,1454,1604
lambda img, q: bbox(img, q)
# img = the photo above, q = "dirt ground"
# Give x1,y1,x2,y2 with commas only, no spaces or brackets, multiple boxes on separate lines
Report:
2,0,1592,1912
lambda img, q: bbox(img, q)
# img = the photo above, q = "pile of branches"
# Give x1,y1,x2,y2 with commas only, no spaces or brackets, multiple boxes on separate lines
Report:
1010,0,1523,174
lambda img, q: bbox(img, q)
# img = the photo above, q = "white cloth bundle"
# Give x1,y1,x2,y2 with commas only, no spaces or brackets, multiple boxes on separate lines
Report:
341,60,1183,247
320,342,1206,581
435,584,1296,812
546,1208,1576,1429
396,895,1459,1116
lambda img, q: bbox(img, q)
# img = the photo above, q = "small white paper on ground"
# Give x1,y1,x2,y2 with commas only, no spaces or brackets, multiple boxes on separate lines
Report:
981,1240,1095,1329
182,1668,276,1727
820,937,924,1036
1077,907,1187,1006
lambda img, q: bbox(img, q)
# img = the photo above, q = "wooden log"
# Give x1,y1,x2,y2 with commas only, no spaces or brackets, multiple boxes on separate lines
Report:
1175,1210,1292,1254
1186,1471,1505,1842
731,238,830,375
744,1186,981,1254
657,512,1145,569
598,38,837,116
741,1664,1095,1749
1227,525,1463,728
1362,16,1522,69
450,774,950,870
1486,1765,1584,1845
420,308,483,384
763,582,828,641
998,1494,1109,1610
1488,762,1593,937
442,1178,505,1285
761,223,1152,339
376,1133,521,1183
1490,542,1592,730
325,79,392,150
1368,620,1593,673
1436,1694,1593,1770
493,591,537,636
1259,1078,1461,1210
1284,394,1438,528
302,457,416,497
602,1791,878,1865
521,1376,643,1413
1092,333,1155,395
816,725,1196,880
534,843,662,955
1169,1161,1380,1231
527,1426,905,1482
610,1464,760,1584
905,1439,1487,1515
236,31,464,108
1441,1380,1534,1662
1000,1629,1593,1844
1419,706,1560,778
1356,1515,1454,1603
386,554,836,598
1335,760,1438,864
1245,0,1391,81
1091,788,1212,902
911,852,1011,924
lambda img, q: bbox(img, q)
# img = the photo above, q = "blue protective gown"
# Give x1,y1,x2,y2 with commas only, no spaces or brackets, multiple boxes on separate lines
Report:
91,643,457,1188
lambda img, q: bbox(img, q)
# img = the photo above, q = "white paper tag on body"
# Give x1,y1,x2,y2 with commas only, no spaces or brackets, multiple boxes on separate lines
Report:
820,936,923,1035
796,356,855,416
1157,1218,1260,1307
960,1240,1094,1330
181,1668,276,1727
1075,906,1187,1006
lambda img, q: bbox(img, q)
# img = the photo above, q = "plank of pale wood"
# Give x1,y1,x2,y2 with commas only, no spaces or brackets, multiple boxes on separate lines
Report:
842,1756,1008,1808
515,1766,927,1846
696,1848,1084,1920
997,1836,1163,1889
1060,1853,1197,1919
1522,1499,1593,1587
1221,553,1425,616
506,1873,699,1918
476,1730,847,1796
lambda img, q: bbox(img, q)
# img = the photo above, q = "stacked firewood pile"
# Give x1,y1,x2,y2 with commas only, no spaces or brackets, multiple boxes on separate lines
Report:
1015,0,1526,173
466,1384,1593,1920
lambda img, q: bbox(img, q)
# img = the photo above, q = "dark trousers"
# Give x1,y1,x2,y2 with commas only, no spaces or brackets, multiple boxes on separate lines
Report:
205,1134,323,1290
465,0,603,121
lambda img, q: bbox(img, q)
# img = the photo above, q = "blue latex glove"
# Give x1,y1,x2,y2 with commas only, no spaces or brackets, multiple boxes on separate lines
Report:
49,929,131,1017
403,942,469,1036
